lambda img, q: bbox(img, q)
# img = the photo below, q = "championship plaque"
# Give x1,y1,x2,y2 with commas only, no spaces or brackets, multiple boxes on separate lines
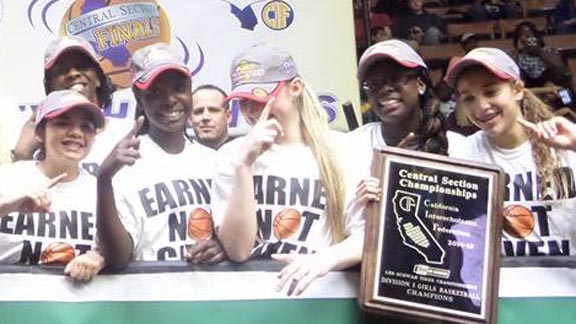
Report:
360,147,504,324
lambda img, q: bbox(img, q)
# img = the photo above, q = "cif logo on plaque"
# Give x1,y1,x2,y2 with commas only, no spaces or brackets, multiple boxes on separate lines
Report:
59,0,171,89
261,0,294,30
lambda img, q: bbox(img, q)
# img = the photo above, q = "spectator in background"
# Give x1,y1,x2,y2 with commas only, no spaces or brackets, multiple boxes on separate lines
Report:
354,0,393,54
467,0,522,21
460,33,479,53
553,0,576,34
189,84,231,150
372,0,410,17
512,21,571,89
392,0,446,45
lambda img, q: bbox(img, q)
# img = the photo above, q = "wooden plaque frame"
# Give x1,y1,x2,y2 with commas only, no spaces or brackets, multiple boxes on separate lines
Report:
360,147,504,324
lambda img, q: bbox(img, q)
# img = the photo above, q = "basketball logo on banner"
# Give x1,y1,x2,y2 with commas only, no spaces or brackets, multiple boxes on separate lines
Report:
261,0,293,30
60,0,171,89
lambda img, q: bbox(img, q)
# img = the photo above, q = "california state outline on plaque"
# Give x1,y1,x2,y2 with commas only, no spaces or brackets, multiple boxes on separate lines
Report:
392,190,446,264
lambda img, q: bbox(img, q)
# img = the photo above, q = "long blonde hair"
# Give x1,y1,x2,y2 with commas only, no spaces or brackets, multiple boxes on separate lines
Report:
296,83,346,243
520,89,571,199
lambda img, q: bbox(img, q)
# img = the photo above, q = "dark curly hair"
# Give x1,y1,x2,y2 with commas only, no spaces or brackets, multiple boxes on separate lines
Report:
416,69,449,156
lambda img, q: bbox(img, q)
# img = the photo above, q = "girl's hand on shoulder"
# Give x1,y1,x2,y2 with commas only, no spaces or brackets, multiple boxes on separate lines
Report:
64,250,105,282
355,177,381,205
238,98,283,166
272,252,334,296
517,117,576,151
98,117,144,178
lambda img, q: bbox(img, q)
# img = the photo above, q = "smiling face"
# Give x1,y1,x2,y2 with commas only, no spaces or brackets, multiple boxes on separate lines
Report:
456,66,525,139
363,59,424,127
36,108,97,164
47,51,101,104
136,70,192,135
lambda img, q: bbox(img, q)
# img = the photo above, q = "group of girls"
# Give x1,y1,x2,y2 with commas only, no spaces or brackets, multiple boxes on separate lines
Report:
1,35,575,296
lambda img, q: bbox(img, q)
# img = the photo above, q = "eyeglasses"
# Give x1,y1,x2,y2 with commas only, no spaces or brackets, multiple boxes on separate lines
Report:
362,74,419,95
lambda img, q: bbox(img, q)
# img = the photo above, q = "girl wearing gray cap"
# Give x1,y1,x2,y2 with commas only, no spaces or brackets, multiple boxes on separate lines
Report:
96,43,224,270
350,40,463,204
213,43,364,296
11,36,115,164
445,47,576,257
0,90,107,281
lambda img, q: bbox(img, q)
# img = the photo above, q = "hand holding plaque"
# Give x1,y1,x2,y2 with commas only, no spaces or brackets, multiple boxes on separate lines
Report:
360,147,504,324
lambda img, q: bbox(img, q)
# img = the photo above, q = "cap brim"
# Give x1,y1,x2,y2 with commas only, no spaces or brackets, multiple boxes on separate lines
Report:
45,45,100,70
225,82,281,103
42,102,105,129
444,58,514,88
358,53,422,80
134,65,190,90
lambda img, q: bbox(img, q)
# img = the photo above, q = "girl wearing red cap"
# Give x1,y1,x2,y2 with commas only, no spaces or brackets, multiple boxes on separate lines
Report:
213,43,364,296
0,90,107,281
446,47,576,257
350,40,462,204
96,43,223,270
11,36,116,172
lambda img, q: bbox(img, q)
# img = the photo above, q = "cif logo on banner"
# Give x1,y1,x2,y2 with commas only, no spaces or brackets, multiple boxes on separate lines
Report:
261,0,293,30
60,0,171,89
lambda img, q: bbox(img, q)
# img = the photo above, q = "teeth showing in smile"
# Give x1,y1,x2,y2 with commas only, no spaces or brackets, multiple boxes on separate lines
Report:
69,84,86,92
162,110,183,118
381,99,400,107
62,140,83,150
477,112,498,123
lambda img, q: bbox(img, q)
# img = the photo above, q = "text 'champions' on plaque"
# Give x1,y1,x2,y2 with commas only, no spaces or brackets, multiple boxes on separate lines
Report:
360,147,504,324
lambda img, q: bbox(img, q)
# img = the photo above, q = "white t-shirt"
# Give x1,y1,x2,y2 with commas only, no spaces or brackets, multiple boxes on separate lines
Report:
0,161,97,264
457,132,576,257
113,135,216,261
345,122,466,177
212,135,364,258
342,123,467,238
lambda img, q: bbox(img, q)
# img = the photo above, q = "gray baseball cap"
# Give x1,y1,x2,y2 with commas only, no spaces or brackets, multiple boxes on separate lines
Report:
35,90,105,130
131,42,190,90
44,35,102,70
444,47,520,88
357,39,427,81
227,43,299,103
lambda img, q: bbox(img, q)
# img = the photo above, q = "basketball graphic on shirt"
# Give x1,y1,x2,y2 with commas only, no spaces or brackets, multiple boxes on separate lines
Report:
503,204,535,239
41,242,76,265
188,208,214,241
273,208,301,239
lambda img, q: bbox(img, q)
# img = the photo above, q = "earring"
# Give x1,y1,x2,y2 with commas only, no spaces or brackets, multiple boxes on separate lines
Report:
418,88,425,95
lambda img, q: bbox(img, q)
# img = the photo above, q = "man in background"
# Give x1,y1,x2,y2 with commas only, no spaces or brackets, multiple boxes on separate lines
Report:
189,84,231,150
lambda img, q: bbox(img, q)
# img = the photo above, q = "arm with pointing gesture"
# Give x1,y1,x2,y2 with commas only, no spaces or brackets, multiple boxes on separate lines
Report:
218,98,284,262
0,172,67,216
96,117,144,271
517,117,576,151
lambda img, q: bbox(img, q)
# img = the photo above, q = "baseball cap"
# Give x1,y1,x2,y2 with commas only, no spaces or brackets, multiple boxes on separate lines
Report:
35,90,105,130
227,43,299,103
44,36,102,71
131,42,190,90
460,32,477,43
444,47,520,88
357,39,427,80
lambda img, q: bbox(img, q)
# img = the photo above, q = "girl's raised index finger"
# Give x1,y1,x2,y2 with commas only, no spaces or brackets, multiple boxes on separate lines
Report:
258,97,276,123
124,116,145,140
